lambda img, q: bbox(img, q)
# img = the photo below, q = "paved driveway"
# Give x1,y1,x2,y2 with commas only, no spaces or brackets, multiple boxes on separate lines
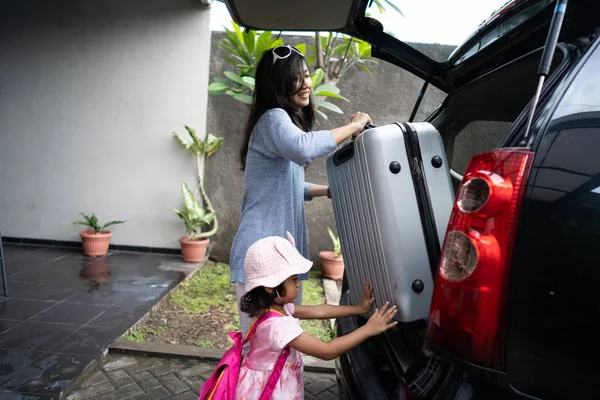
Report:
67,351,340,400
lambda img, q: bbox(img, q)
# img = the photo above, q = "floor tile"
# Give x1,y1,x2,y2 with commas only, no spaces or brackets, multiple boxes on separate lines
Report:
32,303,107,325
65,288,127,307
0,352,95,395
0,349,45,386
0,282,44,300
48,325,125,356
0,246,197,398
86,306,149,329
0,299,58,320
8,265,73,283
0,390,56,399
17,247,78,262
0,320,22,335
1,246,46,262
0,281,44,297
116,288,171,308
0,321,80,352
1,258,44,277
92,382,143,400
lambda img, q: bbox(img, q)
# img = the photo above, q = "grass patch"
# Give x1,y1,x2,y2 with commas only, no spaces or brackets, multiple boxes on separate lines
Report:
123,325,165,342
170,261,237,314
301,270,334,341
128,261,333,347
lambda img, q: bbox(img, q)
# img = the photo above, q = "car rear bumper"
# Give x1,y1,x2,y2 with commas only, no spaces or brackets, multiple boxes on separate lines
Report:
335,315,517,400
334,315,394,400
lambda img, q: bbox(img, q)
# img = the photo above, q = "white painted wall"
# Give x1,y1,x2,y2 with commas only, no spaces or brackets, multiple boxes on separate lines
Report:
0,0,212,249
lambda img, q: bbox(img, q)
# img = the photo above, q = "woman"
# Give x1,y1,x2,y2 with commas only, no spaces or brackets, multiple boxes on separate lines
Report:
230,45,372,334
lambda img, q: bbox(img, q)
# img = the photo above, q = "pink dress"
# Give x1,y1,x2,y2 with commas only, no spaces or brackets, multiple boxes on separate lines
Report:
235,304,304,400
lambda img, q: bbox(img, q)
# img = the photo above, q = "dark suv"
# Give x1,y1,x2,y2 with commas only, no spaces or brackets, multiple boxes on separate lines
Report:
223,0,600,398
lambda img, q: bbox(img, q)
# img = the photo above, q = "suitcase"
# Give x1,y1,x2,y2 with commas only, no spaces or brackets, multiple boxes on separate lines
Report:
326,122,454,322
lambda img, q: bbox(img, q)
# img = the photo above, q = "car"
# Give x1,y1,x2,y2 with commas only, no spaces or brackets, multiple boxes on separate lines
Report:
222,0,600,398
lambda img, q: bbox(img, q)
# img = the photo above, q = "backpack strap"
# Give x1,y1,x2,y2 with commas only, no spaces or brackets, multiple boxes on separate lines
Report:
259,345,291,400
242,311,281,345
242,311,292,399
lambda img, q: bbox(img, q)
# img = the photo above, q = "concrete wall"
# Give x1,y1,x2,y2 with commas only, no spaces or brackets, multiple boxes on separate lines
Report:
205,33,455,265
0,0,212,248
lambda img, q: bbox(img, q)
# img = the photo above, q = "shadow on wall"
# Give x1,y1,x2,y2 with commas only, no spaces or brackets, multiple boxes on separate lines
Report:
205,32,455,267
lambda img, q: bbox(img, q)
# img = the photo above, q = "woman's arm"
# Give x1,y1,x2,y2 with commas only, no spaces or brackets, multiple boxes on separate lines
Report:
330,111,372,145
289,302,397,360
293,283,374,320
262,109,373,166
305,184,329,199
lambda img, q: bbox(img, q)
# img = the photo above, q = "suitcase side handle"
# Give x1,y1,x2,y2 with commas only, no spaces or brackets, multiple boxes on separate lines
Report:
333,124,377,166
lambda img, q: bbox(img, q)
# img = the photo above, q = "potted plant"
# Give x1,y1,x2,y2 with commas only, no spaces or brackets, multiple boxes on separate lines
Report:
320,227,345,280
172,181,217,262
172,126,223,262
73,213,125,257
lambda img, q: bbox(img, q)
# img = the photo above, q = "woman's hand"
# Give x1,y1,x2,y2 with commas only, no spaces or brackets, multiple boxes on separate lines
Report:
351,112,373,135
364,301,398,336
359,282,374,314
331,112,374,145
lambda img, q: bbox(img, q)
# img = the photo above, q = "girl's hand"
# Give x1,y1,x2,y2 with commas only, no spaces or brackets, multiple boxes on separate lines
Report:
351,112,373,134
359,282,374,314
364,301,398,336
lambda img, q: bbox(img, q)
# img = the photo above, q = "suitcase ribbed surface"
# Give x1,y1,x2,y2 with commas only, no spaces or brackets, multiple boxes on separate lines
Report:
326,139,396,317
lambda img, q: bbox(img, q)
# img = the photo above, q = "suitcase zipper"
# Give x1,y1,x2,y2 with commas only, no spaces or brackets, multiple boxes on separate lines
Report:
398,123,442,278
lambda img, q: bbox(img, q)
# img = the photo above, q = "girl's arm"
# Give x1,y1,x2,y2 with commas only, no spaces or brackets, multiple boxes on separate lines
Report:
288,302,397,361
293,283,374,320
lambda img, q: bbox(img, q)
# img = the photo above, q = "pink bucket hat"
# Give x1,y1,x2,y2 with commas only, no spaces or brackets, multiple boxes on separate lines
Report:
244,232,313,293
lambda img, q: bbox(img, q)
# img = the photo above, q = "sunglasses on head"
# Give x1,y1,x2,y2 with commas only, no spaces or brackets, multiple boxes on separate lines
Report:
271,45,304,65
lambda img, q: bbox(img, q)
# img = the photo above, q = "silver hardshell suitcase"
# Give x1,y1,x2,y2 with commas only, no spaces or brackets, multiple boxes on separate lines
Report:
326,122,454,322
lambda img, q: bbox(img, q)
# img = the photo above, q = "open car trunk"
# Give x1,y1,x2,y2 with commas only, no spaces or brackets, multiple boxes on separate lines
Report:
223,0,600,92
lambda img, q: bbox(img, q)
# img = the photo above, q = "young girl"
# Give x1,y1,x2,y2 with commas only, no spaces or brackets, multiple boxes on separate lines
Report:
236,233,397,400
229,44,373,334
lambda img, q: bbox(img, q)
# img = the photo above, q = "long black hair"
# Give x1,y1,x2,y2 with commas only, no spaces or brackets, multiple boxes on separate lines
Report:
240,46,316,170
240,283,287,318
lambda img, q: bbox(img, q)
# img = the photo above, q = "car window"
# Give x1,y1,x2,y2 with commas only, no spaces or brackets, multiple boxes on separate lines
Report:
450,120,513,174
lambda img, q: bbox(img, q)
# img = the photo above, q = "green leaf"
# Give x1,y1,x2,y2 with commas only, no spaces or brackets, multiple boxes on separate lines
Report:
360,65,373,75
296,43,307,55
311,68,325,87
314,83,340,95
270,38,284,48
224,71,253,89
313,91,348,100
242,76,255,91
306,55,317,66
332,43,349,56
233,93,253,104
215,42,239,57
173,132,191,151
203,134,224,156
101,220,125,230
208,82,230,93
382,0,405,17
315,109,328,120
315,100,343,114
243,29,256,54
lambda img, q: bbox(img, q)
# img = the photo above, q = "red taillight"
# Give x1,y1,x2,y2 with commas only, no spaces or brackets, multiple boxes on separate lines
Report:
427,148,534,370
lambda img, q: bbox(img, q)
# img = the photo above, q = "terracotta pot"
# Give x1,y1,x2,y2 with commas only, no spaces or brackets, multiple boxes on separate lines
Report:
319,251,344,280
179,237,209,263
80,230,112,257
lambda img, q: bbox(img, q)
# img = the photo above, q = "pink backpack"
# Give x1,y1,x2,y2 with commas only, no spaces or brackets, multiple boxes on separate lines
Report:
199,311,290,400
